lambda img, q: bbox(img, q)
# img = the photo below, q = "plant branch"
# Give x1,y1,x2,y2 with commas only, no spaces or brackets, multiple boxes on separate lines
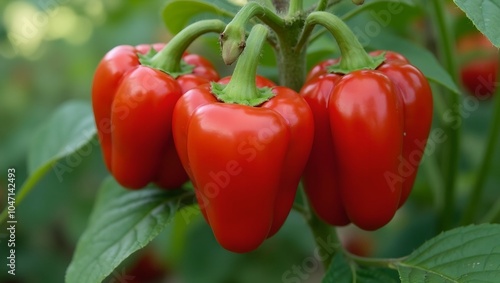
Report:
307,209,339,269
288,0,303,15
0,162,53,224
297,185,339,269
422,153,446,212
297,11,382,73
221,2,284,64
315,0,329,11
462,56,500,224
430,0,460,230
146,19,226,75
345,251,406,269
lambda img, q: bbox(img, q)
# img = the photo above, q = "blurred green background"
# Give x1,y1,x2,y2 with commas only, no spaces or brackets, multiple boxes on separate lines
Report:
0,0,499,282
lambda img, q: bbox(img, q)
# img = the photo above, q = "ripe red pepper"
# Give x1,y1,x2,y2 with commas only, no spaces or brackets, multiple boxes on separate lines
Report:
173,80,313,252
457,33,498,98
301,51,433,230
91,20,225,190
92,44,218,189
173,25,314,252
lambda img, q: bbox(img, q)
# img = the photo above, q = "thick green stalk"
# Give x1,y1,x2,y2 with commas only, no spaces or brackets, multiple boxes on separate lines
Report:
296,185,339,270
462,56,500,224
298,12,383,74
308,206,339,269
215,25,274,105
315,0,328,11
221,2,284,64
288,0,303,15
144,19,225,74
430,0,460,229
275,22,307,91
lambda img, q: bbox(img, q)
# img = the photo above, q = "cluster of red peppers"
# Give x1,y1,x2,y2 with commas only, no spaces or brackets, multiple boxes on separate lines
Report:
91,11,432,253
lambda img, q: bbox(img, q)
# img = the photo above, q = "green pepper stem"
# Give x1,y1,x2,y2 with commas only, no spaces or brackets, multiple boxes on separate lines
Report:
288,0,303,16
315,0,328,11
298,11,382,73
221,2,284,65
214,24,274,106
148,19,226,74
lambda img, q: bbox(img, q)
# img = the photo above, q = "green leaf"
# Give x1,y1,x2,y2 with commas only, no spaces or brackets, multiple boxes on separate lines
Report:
323,254,400,283
366,31,461,94
162,0,237,33
322,254,351,283
397,224,500,283
453,0,500,47
65,177,194,283
0,101,97,224
27,100,96,174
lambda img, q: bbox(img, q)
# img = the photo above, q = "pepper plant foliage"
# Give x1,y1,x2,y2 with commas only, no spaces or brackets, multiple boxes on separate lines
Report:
3,0,500,282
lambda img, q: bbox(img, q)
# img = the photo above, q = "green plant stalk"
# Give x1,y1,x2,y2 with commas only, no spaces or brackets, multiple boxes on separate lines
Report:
307,206,339,269
259,0,277,11
216,24,273,105
304,4,367,48
345,251,405,269
297,12,383,74
268,2,308,91
423,153,446,212
221,2,285,64
462,56,500,224
430,0,460,229
294,20,314,53
146,19,226,74
481,197,500,223
220,1,306,90
274,28,308,91
431,81,452,125
315,0,328,11
0,161,53,224
288,0,303,15
295,185,339,270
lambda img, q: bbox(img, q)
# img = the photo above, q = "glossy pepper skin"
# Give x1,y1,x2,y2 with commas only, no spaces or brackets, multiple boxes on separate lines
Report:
300,51,432,230
92,44,219,189
172,77,314,253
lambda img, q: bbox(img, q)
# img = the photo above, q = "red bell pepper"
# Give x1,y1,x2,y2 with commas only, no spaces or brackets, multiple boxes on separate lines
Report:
173,25,314,252
92,20,225,189
300,12,433,230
